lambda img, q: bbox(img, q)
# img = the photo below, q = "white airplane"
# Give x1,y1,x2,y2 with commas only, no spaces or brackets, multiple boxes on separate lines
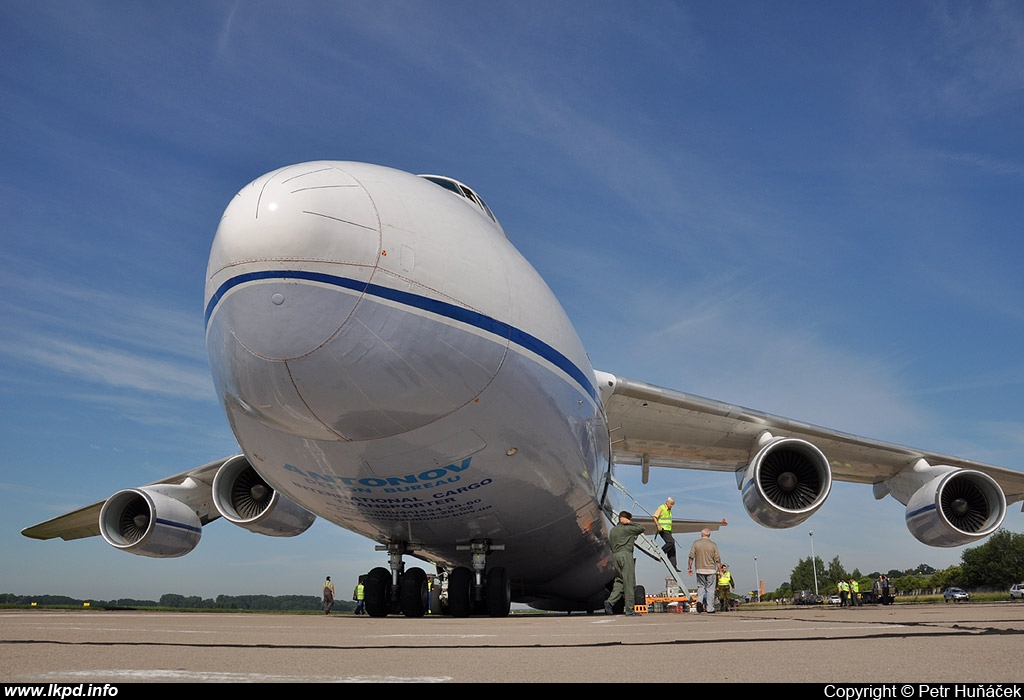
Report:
23,161,1024,617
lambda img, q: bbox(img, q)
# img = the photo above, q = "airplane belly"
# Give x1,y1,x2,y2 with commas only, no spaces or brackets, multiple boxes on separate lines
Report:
223,324,613,602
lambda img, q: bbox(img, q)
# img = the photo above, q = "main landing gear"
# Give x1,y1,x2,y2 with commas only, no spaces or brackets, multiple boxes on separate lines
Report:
362,539,511,618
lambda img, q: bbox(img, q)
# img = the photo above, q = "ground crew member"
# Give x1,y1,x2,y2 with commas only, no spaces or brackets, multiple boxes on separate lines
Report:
838,579,849,607
716,563,735,612
849,578,860,607
353,578,365,615
688,528,722,613
604,511,646,616
652,497,679,571
323,576,335,615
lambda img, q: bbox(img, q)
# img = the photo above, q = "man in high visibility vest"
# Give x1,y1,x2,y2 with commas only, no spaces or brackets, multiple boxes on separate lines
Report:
837,579,849,607
652,497,679,571
716,563,735,612
353,578,365,615
323,576,335,615
849,578,861,607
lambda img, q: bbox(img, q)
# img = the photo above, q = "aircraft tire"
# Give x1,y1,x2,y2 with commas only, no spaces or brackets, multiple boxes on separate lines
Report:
448,566,474,617
364,567,391,617
485,566,511,617
634,584,646,610
399,567,428,617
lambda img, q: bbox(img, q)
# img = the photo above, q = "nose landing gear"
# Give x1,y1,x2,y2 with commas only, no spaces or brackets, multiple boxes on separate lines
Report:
449,540,509,617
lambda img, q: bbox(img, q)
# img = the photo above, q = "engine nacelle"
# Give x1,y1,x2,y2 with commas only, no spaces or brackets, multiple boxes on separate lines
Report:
212,455,316,536
905,469,1006,547
99,488,202,558
739,436,832,528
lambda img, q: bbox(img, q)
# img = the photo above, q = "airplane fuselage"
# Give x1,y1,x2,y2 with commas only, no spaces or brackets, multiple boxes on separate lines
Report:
204,162,614,608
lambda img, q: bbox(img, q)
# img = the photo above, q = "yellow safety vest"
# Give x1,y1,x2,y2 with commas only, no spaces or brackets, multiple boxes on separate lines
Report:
655,504,673,532
717,571,732,587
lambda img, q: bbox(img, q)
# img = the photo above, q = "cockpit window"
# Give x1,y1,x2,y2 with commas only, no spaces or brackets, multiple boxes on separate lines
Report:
419,174,500,228
422,175,462,197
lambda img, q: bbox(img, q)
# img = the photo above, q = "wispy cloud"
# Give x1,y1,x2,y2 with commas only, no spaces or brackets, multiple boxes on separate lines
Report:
1,271,212,401
5,336,213,401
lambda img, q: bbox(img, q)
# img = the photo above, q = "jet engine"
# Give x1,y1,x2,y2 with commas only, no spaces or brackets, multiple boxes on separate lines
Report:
904,469,1006,547
99,488,202,558
212,455,316,536
738,435,832,528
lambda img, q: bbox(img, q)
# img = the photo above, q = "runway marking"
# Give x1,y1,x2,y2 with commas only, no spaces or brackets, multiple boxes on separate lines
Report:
368,634,496,639
25,669,452,683
21,626,216,634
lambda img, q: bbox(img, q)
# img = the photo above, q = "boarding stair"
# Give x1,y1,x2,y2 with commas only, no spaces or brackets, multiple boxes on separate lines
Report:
603,474,691,600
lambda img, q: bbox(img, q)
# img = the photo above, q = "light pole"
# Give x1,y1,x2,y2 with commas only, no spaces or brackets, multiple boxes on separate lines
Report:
809,530,818,596
754,556,760,602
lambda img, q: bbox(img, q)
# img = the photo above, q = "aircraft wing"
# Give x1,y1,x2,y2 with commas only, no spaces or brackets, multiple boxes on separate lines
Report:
21,456,234,541
601,373,1024,506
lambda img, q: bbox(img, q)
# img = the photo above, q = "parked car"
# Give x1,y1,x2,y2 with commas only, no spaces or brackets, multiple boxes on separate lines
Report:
827,594,841,605
794,590,823,605
943,587,969,603
1010,583,1024,600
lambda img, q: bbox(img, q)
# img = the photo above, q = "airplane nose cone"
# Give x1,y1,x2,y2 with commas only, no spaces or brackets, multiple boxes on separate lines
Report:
205,162,509,442
207,162,382,361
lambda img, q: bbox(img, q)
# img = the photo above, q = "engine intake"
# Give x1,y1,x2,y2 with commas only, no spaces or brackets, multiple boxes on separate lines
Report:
212,455,316,536
739,436,832,528
99,488,202,558
905,469,1006,547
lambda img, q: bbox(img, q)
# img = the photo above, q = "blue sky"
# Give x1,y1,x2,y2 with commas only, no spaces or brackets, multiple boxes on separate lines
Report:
3,1,1024,602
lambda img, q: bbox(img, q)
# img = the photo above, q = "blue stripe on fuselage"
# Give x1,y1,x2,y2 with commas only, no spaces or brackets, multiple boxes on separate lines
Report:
205,270,598,403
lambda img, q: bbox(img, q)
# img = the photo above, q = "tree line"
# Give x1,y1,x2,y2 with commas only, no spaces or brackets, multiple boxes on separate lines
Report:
765,529,1024,600
0,592,354,612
